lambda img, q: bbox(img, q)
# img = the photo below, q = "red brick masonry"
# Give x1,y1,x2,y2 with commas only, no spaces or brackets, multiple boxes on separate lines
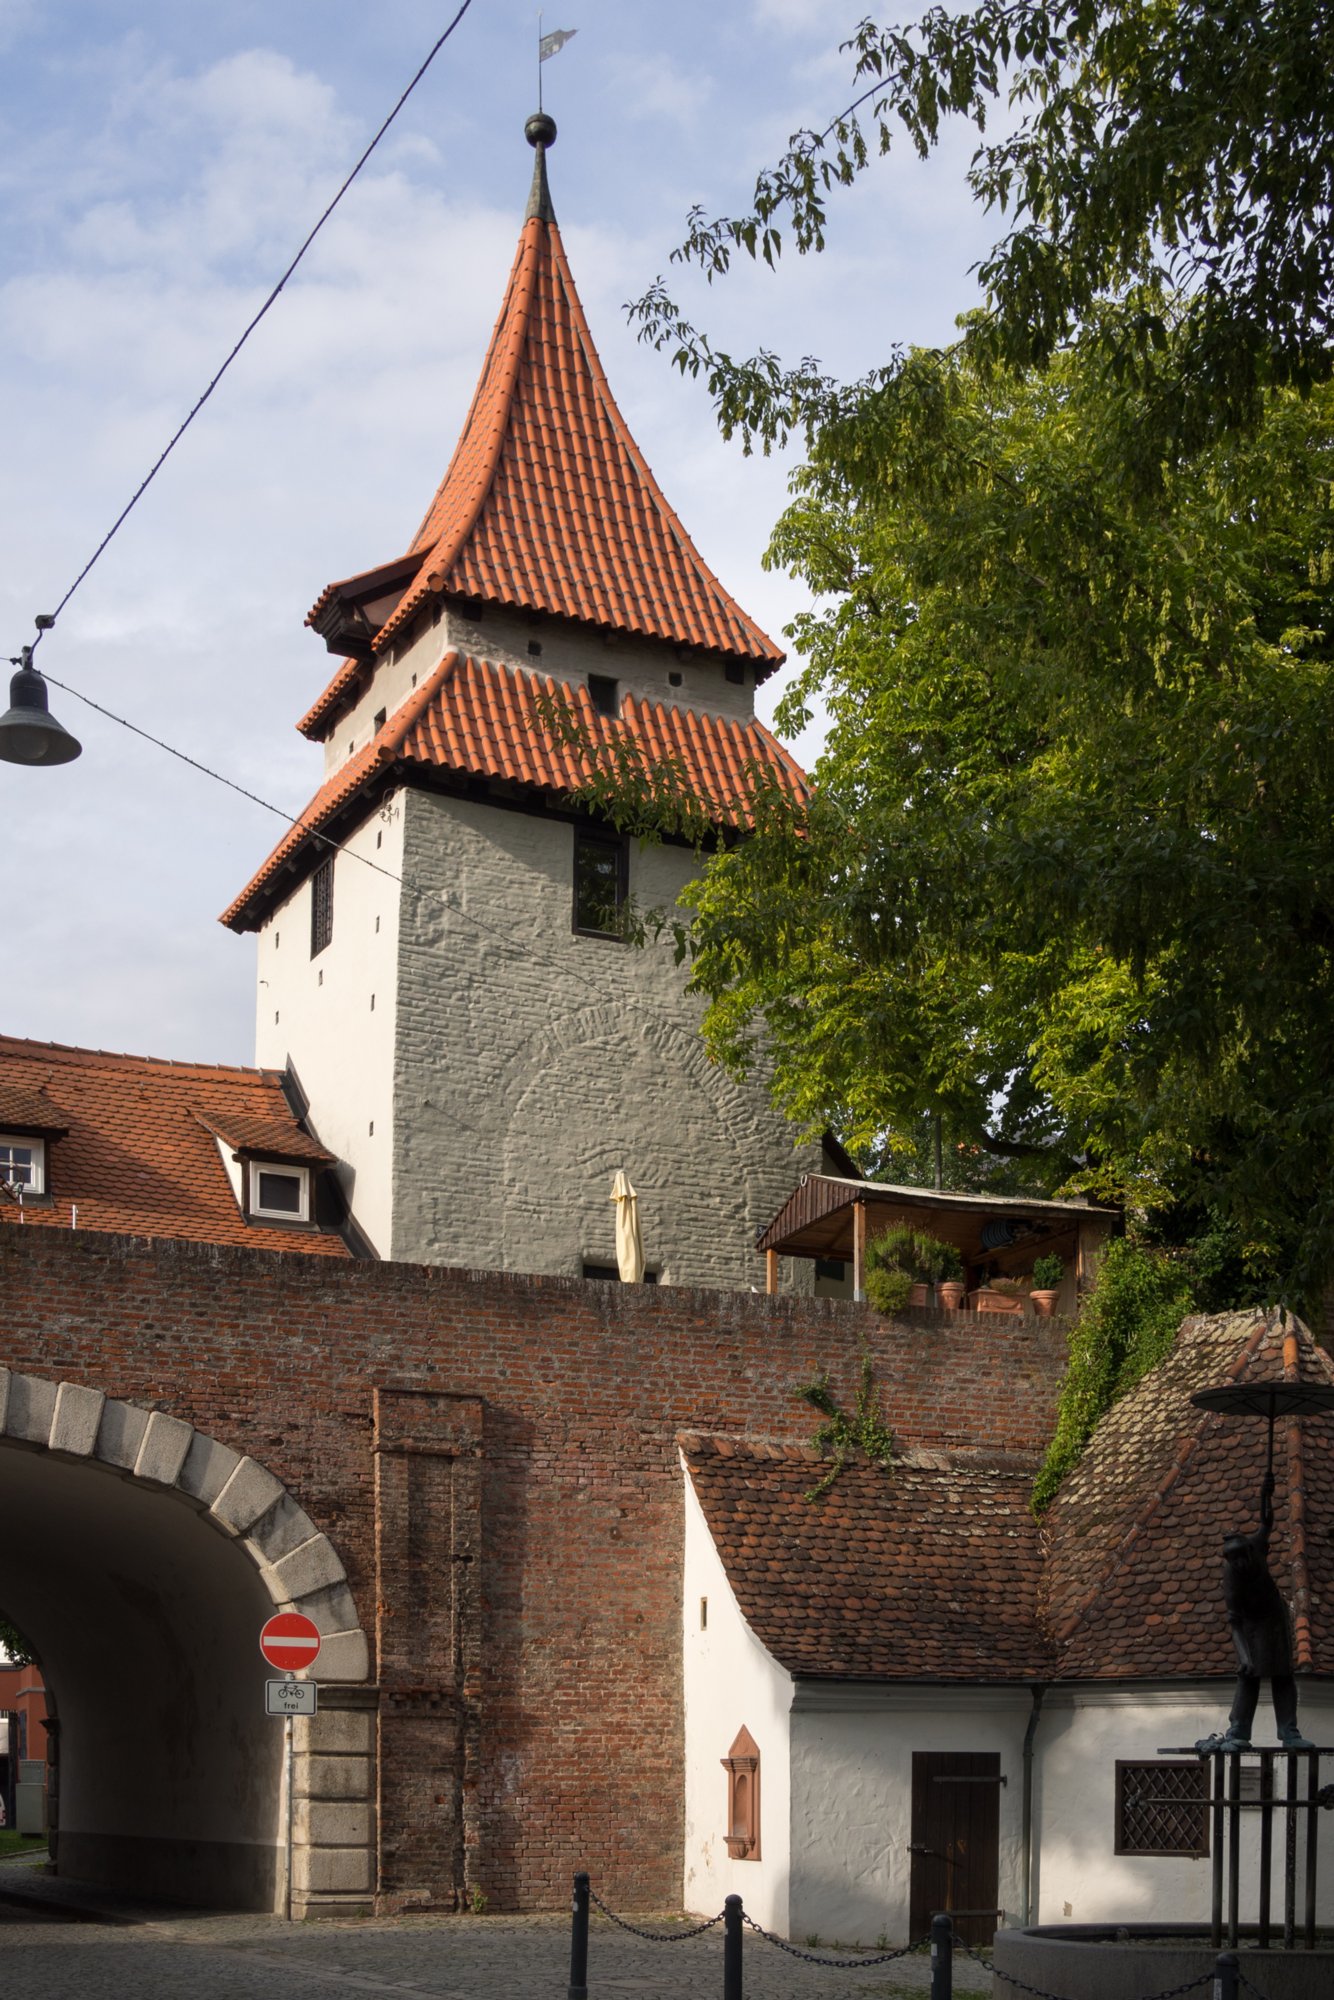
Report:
0,1226,1064,1909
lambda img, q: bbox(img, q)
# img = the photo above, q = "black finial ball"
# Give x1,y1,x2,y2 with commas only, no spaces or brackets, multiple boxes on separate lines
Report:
525,112,557,150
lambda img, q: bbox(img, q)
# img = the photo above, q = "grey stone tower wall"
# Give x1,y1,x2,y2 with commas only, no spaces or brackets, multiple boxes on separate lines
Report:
389,787,815,1289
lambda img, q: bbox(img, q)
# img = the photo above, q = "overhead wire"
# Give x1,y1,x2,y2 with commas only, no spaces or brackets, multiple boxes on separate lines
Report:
20,0,478,664
40,666,708,1020
10,0,734,1031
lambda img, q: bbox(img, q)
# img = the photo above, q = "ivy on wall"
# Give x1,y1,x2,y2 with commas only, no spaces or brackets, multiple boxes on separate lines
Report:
1032,1239,1196,1513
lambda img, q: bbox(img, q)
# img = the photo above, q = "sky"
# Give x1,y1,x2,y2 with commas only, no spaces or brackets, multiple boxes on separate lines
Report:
1,0,1000,1066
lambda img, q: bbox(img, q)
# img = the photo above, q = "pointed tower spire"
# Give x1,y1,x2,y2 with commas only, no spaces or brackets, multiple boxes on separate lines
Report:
298,116,782,742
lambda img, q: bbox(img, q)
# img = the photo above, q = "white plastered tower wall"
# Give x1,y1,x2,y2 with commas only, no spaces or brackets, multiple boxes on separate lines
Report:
386,783,813,1286
682,1458,793,1930
254,798,404,1259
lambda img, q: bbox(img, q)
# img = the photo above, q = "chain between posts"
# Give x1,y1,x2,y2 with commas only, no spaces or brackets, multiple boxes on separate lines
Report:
951,1931,1220,2000
586,1884,726,1941
572,1882,1244,2000
740,1908,931,1967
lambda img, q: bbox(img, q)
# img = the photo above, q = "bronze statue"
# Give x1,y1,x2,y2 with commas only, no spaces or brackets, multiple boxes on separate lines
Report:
1197,1469,1312,1752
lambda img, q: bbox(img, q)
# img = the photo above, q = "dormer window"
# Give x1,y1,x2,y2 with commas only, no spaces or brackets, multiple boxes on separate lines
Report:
248,1161,311,1223
0,1134,45,1195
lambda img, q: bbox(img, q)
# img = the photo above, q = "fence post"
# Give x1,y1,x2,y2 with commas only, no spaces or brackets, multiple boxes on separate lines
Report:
1213,1951,1239,2000
568,1871,590,2000
723,1894,743,2000
930,1912,953,2000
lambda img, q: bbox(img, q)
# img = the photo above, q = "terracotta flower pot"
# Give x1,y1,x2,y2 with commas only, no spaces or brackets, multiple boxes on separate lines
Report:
938,1280,965,1310
909,1281,931,1307
1029,1288,1059,1317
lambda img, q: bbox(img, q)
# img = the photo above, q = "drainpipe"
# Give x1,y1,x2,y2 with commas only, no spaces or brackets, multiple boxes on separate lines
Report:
1021,1683,1047,1926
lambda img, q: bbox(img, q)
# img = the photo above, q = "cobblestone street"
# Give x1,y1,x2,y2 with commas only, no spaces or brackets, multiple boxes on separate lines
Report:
0,1859,991,2000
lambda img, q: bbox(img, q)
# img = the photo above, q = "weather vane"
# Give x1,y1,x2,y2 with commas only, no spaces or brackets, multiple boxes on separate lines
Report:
537,17,577,112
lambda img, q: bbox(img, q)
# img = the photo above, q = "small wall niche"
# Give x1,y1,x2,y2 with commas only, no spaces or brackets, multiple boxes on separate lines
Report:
721,1724,760,1860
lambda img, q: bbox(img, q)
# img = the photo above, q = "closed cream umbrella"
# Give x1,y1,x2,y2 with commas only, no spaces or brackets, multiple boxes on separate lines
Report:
610,1170,645,1283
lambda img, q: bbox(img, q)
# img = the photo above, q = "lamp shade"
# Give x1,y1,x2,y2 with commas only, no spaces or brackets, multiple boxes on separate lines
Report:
0,661,82,765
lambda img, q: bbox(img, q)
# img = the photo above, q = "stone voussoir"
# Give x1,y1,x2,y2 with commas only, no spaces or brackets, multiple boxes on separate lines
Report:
4,1372,57,1445
134,1409,194,1485
95,1397,151,1470
211,1455,286,1535
269,1533,346,1599
50,1381,105,1456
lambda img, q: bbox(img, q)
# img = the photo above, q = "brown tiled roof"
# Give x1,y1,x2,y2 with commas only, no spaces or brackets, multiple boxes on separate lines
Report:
190,1110,335,1164
0,1079,69,1133
681,1434,1047,1680
0,1036,349,1257
685,1311,1334,1685
223,650,806,931
299,174,781,741
1043,1310,1334,1678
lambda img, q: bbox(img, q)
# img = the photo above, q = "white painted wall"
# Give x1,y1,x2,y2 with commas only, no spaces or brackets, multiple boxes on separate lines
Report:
682,1463,793,1931
1033,1685,1334,1927
789,1684,1032,1945
254,794,404,1257
388,787,813,1285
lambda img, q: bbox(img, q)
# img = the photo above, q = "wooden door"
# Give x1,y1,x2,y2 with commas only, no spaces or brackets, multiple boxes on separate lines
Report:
908,1751,1002,1946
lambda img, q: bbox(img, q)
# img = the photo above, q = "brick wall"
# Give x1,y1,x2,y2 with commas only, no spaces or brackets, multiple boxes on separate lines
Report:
0,1226,1064,1910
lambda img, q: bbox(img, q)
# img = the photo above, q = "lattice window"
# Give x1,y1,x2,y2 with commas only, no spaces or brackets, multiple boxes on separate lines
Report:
1115,1760,1209,1858
310,856,334,958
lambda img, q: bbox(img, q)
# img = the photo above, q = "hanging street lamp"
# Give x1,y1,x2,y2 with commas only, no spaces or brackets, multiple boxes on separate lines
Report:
0,639,82,767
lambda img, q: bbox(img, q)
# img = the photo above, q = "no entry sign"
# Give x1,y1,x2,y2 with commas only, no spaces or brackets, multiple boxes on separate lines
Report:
259,1611,322,1673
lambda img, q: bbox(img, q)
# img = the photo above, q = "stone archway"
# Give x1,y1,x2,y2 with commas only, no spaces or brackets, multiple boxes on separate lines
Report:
0,1368,372,1916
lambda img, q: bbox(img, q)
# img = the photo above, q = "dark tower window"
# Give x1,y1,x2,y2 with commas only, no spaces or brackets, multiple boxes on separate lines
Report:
310,857,334,958
573,830,626,938
587,674,619,717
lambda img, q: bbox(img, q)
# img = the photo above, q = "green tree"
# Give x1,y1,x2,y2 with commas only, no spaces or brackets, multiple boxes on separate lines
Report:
595,345,1334,1303
0,1615,33,1667
635,2,1334,455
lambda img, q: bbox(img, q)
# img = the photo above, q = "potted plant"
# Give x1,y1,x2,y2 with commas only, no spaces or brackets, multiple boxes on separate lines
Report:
865,1227,960,1311
935,1242,966,1310
1029,1253,1065,1316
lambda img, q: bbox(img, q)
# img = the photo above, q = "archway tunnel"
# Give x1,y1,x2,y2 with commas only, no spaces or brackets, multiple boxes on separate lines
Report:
0,1376,371,1912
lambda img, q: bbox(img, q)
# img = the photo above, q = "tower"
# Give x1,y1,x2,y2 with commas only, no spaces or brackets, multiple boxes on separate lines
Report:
223,119,814,1285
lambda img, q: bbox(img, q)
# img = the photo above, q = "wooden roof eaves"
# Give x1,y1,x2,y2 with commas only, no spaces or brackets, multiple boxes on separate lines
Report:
755,1173,1118,1254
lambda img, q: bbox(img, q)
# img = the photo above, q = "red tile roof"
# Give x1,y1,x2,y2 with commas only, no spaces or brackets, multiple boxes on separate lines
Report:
681,1435,1047,1680
1043,1309,1334,1678
0,1036,350,1258
223,650,806,932
300,178,781,741
685,1310,1334,1684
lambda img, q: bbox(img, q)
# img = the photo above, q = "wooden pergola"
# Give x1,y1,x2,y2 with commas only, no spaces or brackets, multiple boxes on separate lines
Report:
756,1174,1117,1308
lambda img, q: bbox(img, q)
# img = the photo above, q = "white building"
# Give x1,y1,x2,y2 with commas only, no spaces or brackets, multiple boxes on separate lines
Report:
680,1309,1334,1941
223,116,827,1283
